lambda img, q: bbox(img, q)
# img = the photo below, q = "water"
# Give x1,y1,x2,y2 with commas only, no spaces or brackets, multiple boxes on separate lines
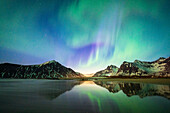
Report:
0,79,170,113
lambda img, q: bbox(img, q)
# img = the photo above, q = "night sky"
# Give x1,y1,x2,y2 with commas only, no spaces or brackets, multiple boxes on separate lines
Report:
0,0,170,73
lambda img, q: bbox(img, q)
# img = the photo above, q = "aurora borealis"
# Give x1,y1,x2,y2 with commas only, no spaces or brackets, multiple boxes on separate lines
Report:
0,0,169,73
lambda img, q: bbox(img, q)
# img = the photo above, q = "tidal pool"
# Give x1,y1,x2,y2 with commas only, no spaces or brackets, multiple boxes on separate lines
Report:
0,79,169,113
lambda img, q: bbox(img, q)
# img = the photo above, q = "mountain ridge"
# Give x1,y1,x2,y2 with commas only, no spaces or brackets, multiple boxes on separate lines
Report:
0,57,169,78
0,60,84,79
93,57,170,77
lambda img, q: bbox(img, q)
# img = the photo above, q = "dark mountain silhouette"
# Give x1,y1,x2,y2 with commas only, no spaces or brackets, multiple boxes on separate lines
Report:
0,60,84,79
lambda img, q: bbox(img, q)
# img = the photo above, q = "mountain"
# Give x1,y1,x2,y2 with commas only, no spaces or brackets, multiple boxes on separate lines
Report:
93,57,170,77
117,57,170,77
95,81,170,99
93,65,118,77
0,60,84,79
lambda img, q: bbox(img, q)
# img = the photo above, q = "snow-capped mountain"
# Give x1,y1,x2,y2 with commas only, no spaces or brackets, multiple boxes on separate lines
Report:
0,60,84,79
117,57,170,77
93,65,118,77
93,57,170,77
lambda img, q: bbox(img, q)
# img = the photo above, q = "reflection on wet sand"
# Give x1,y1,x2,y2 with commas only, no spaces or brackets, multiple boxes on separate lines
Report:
38,80,80,100
40,80,170,100
39,81,96,100
94,81,170,99
0,80,170,113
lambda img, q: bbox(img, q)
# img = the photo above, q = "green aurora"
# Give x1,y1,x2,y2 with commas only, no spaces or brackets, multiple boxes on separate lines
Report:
0,0,169,73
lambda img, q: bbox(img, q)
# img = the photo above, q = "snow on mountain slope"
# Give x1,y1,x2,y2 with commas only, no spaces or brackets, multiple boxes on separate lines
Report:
117,57,170,76
93,65,119,77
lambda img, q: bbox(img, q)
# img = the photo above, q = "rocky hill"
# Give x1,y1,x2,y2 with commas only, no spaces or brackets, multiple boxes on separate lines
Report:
93,65,118,77
0,60,84,79
117,57,170,77
93,57,170,77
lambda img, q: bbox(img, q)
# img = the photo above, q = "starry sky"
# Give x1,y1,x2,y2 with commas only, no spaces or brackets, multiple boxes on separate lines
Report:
0,0,170,73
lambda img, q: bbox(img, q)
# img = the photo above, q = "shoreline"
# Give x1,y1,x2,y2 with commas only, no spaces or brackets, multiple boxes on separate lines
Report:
93,78,170,85
1,77,170,85
60,77,170,85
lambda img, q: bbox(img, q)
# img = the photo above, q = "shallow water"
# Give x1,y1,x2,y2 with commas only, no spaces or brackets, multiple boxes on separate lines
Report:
0,79,170,113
